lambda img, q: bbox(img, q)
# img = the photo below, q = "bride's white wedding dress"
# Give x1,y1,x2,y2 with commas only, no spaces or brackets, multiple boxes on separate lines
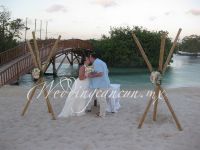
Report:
58,77,90,118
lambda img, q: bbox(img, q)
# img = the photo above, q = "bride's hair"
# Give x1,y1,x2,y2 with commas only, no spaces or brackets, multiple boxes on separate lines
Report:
80,57,86,66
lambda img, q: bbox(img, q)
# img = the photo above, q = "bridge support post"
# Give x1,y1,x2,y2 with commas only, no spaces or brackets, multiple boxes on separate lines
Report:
52,57,57,77
70,51,74,66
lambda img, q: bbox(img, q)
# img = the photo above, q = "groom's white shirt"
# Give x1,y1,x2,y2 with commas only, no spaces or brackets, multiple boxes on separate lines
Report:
90,58,110,89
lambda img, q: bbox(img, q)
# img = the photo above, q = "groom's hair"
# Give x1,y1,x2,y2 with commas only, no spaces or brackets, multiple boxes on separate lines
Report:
90,52,97,59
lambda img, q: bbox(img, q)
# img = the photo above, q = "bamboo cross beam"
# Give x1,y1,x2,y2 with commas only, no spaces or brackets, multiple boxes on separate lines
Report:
162,28,182,74
132,33,153,72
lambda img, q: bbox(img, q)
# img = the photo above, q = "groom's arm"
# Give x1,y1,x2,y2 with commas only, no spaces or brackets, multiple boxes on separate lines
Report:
87,61,103,78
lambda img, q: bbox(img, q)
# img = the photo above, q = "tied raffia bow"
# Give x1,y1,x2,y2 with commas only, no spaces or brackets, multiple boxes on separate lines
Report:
150,71,162,85
31,68,41,80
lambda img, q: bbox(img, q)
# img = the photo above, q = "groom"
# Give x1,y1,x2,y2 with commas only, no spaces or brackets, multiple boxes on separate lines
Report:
87,52,110,117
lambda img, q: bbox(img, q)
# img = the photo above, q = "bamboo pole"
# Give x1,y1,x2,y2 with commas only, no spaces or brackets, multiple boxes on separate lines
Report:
153,33,166,121
32,32,42,70
159,33,166,72
162,28,182,74
21,86,37,116
43,35,61,72
21,78,41,116
41,77,56,120
132,33,153,72
138,94,154,128
159,86,183,131
153,85,160,121
27,40,39,67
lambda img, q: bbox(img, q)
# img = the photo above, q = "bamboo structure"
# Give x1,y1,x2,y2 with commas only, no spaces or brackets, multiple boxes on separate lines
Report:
21,32,61,120
132,28,183,131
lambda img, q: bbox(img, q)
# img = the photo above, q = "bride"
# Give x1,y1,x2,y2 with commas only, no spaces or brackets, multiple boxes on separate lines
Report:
58,57,91,118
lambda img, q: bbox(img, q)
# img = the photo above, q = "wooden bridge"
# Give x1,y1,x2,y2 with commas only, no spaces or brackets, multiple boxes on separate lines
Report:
0,39,93,87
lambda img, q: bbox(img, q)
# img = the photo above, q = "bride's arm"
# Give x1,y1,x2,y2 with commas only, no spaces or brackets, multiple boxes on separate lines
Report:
87,72,103,78
79,66,86,80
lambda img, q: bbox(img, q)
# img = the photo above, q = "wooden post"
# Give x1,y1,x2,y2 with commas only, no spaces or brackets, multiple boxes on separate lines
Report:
56,54,67,72
40,20,42,40
94,100,97,107
24,17,28,42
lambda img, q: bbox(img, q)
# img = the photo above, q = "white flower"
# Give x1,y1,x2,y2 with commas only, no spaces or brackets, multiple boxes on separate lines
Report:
32,68,41,79
150,71,162,85
85,66,94,74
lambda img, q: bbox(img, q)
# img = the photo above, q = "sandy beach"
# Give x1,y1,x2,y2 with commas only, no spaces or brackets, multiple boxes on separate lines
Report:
0,85,200,150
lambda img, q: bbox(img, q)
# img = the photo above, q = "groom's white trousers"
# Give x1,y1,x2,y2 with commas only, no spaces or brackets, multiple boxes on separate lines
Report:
87,89,108,117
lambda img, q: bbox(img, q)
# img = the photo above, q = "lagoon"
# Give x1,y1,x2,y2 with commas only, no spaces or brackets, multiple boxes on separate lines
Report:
19,55,200,89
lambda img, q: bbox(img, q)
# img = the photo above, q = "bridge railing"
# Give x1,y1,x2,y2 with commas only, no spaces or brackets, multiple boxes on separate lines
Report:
61,39,93,50
0,43,27,66
0,43,53,87
0,41,51,66
0,54,32,86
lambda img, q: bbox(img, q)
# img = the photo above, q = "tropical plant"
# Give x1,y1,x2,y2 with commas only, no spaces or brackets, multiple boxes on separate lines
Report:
90,26,172,67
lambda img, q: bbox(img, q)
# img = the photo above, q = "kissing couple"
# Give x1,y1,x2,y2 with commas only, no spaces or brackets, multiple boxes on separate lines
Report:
58,52,111,118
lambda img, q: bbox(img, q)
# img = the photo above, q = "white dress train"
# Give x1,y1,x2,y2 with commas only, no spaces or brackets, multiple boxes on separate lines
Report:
58,78,90,118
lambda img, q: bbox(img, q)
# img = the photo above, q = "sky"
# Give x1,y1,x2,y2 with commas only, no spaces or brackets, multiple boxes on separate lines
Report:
1,0,200,40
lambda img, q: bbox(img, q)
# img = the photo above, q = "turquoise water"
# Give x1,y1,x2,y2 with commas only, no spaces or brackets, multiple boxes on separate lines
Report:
109,55,200,89
19,55,200,89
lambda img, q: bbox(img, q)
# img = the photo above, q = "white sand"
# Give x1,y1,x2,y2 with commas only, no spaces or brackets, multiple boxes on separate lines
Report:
0,85,200,150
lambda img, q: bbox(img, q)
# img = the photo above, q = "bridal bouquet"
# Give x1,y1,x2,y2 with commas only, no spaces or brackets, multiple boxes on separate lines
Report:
85,65,95,74
150,71,162,85
32,68,41,80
